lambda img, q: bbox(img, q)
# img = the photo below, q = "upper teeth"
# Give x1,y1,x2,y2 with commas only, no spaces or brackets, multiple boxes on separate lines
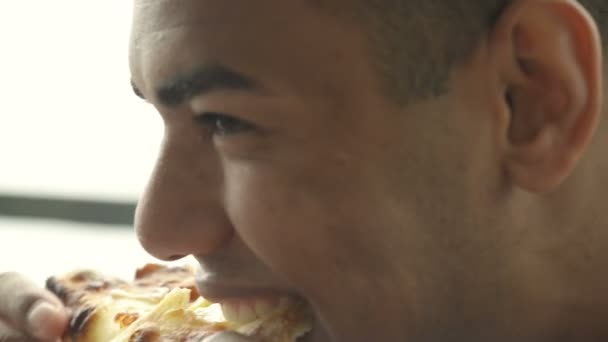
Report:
221,298,279,324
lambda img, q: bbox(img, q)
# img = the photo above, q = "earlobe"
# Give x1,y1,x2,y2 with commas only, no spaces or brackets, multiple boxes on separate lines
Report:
491,0,603,193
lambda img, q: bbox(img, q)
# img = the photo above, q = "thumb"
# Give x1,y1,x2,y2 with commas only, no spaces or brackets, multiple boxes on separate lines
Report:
203,331,257,342
0,272,69,340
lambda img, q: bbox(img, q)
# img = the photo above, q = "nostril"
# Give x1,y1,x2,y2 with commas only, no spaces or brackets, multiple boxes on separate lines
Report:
167,255,185,261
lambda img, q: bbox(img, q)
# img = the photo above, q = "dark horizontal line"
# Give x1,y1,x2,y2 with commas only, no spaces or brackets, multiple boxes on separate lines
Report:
0,194,136,226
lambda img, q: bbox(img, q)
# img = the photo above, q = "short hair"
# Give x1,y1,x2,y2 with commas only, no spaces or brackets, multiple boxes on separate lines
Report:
317,1,608,104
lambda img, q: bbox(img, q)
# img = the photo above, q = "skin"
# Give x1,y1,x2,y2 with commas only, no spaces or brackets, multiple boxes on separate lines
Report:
0,0,607,341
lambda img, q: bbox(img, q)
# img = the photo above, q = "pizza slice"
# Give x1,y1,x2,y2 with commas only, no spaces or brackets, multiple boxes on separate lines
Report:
46,264,311,342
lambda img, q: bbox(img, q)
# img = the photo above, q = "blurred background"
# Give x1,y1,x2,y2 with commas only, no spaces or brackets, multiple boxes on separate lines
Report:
0,1,181,284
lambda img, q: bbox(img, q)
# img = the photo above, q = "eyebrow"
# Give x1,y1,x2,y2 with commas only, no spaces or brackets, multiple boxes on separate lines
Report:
147,64,259,108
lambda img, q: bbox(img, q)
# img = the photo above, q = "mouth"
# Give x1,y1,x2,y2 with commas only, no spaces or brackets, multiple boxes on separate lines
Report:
196,280,303,321
195,269,304,308
195,278,315,341
219,296,285,323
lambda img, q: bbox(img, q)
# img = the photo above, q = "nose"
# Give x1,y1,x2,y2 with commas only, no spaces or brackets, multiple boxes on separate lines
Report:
134,135,233,261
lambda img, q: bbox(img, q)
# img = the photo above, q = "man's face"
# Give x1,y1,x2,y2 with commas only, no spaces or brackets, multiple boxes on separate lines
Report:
130,1,501,341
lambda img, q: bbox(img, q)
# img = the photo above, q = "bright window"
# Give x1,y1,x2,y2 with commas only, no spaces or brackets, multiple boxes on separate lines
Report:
0,1,162,202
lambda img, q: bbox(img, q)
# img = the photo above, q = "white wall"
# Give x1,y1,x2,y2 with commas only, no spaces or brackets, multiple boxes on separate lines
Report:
0,217,193,286
0,1,163,201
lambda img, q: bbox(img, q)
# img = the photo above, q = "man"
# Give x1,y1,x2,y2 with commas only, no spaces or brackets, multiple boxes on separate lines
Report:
1,0,607,341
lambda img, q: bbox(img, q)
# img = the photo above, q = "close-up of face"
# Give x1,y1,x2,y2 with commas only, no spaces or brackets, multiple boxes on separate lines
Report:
129,0,606,341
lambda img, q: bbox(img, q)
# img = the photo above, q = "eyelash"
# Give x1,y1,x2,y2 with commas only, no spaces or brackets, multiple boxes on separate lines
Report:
195,112,256,137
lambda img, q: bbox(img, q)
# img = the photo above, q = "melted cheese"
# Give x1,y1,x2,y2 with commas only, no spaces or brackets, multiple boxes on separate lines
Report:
81,288,311,342
48,264,311,342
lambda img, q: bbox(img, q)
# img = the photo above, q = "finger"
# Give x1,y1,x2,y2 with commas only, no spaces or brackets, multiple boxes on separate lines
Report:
0,319,35,342
202,332,257,342
0,273,68,341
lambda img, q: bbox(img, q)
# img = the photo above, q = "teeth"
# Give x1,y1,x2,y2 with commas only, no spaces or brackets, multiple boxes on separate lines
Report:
239,304,257,322
221,302,240,322
254,300,273,316
221,298,280,324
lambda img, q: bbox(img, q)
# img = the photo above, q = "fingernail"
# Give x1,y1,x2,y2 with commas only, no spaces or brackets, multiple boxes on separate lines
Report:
27,301,61,340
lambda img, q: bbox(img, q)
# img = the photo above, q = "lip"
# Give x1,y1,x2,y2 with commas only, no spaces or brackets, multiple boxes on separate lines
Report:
196,280,292,302
196,279,324,342
195,271,302,303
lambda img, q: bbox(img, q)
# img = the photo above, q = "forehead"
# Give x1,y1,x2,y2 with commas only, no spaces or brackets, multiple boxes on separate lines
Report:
129,0,377,103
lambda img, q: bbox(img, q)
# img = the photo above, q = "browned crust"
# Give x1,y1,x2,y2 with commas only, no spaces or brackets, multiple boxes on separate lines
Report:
46,264,200,342
127,327,160,342
133,264,200,301
47,264,310,342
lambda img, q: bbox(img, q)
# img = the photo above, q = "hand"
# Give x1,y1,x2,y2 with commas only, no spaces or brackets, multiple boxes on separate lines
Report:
203,332,257,342
0,272,69,341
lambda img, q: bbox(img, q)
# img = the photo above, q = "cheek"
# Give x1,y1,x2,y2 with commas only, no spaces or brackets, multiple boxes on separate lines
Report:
222,162,364,290
225,165,328,267
220,157,414,304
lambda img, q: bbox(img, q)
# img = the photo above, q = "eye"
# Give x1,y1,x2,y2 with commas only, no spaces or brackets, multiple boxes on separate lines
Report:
195,112,256,136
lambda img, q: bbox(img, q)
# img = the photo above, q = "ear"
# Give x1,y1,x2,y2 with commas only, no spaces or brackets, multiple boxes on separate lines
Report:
489,0,603,193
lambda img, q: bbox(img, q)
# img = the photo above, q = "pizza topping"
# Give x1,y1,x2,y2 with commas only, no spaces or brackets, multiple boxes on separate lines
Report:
48,264,313,342
84,281,110,292
127,327,160,342
220,297,281,324
110,288,170,303
114,312,140,329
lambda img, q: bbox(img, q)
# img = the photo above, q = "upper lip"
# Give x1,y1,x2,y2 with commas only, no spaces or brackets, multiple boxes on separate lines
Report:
195,272,300,303
195,271,319,341
196,280,294,303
